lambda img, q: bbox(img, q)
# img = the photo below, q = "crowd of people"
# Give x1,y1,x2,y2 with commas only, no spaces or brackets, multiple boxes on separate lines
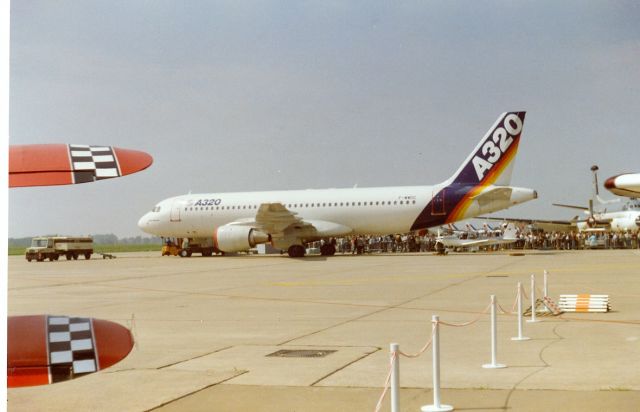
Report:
311,230,640,254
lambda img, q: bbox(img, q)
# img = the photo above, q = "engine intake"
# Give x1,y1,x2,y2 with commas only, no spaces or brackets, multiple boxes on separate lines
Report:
214,225,271,252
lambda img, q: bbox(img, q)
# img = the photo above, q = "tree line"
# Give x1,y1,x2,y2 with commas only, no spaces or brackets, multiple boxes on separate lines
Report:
8,234,162,247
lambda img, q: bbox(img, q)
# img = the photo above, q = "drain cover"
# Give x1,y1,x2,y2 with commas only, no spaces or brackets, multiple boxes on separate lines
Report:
267,349,337,358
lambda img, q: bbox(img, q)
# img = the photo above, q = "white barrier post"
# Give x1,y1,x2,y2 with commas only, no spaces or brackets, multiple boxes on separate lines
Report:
511,282,530,341
542,270,549,312
422,315,453,412
527,274,539,323
483,295,506,369
390,343,400,412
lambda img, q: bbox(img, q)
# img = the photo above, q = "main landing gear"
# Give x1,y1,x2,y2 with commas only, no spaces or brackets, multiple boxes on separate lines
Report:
320,244,336,256
287,245,306,258
287,244,336,257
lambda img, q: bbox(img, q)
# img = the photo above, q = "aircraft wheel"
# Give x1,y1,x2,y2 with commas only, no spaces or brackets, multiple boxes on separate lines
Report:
320,244,336,256
287,245,306,258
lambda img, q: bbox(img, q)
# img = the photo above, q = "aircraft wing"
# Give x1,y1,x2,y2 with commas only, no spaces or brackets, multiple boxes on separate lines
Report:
478,216,575,226
478,216,577,233
455,239,490,247
252,202,353,237
9,144,153,188
8,314,133,388
254,202,306,233
552,203,589,211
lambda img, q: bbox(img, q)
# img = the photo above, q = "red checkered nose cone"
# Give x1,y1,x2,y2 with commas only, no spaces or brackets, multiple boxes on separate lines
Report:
7,315,134,387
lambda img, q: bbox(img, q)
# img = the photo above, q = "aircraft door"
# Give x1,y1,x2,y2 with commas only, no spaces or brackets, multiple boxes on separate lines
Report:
170,199,182,222
431,189,446,215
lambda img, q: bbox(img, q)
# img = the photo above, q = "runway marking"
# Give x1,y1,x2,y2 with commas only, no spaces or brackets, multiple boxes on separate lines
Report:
275,260,521,346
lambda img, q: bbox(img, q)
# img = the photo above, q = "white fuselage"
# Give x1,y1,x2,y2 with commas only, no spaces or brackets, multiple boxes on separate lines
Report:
142,185,437,239
139,184,535,241
576,209,640,232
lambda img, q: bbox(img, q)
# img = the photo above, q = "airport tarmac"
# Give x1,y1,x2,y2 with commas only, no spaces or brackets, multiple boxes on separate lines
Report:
7,250,640,411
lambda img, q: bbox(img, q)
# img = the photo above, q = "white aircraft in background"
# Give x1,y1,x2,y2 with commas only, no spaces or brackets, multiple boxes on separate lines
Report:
482,165,640,233
138,111,537,257
436,223,519,252
555,166,640,232
604,172,640,198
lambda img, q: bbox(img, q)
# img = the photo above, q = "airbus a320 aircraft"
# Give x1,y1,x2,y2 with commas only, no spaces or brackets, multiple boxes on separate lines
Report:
138,111,537,257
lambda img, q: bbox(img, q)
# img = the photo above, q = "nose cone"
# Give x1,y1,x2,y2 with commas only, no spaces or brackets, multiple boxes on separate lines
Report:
137,213,152,233
604,176,616,190
113,147,153,177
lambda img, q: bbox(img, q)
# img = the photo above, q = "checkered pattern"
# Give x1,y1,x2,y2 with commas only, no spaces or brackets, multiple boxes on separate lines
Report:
68,145,121,184
47,316,98,383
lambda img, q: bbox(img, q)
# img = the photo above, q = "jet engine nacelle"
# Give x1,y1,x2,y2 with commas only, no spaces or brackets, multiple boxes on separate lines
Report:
214,225,271,253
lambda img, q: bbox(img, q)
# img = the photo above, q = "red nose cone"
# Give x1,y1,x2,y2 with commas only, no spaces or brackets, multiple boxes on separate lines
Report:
604,176,616,189
9,144,153,187
112,147,154,176
7,315,134,388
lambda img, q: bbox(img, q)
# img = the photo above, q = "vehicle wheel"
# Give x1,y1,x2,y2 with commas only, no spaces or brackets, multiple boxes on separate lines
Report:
66,253,72,260
27,257,32,262
84,253,91,260
54,255,59,260
287,245,306,258
202,250,213,257
49,255,56,262
187,251,192,257
72,253,78,260
179,249,189,258
37,255,44,262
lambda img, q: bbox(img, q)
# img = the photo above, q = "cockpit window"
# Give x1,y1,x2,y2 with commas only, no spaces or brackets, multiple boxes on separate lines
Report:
152,206,161,212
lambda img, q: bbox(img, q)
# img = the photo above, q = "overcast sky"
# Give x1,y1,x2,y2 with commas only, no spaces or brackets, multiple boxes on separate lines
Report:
8,1,640,238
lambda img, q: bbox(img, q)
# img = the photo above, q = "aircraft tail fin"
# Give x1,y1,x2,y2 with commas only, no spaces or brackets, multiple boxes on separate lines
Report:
447,112,526,187
502,223,518,240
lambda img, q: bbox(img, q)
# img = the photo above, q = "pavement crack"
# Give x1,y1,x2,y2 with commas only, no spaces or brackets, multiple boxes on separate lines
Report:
277,259,522,346
157,346,234,369
145,370,249,411
502,323,565,409
310,347,381,386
